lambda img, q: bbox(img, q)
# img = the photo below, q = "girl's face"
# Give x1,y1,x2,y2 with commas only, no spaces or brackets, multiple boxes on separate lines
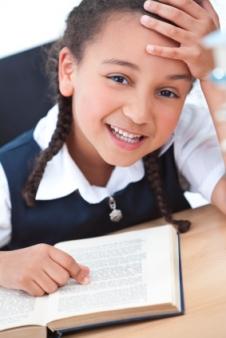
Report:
60,12,192,168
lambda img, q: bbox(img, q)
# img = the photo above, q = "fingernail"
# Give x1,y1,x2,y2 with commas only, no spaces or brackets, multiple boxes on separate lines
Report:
141,15,151,25
146,45,155,53
144,0,152,10
80,264,90,272
81,276,90,285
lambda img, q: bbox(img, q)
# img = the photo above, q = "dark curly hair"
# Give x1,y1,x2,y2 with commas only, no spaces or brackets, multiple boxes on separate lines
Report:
23,0,191,233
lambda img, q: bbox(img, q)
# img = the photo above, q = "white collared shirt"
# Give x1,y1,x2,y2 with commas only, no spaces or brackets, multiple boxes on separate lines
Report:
0,103,225,247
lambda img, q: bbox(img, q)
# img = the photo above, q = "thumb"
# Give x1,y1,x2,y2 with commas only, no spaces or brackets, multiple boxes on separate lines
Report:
49,246,90,284
74,264,90,285
65,260,90,285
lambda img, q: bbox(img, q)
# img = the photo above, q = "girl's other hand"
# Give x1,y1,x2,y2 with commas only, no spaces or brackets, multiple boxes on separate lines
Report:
141,0,220,79
0,244,90,296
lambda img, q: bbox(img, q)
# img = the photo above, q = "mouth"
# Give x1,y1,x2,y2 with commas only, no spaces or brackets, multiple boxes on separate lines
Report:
107,124,145,144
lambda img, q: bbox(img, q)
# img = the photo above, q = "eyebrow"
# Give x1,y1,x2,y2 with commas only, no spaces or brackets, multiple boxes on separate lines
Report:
102,58,192,81
166,74,192,82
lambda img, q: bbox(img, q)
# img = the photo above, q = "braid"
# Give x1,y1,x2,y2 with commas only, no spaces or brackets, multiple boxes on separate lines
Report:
23,95,72,207
143,152,191,233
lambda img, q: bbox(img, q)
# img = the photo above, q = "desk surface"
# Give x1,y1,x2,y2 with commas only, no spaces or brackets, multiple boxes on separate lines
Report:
67,205,226,338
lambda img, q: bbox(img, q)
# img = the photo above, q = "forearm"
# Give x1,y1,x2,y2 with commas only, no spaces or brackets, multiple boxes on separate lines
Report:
200,79,226,115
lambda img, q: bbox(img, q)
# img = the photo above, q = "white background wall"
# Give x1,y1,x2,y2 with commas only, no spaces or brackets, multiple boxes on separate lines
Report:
0,0,225,59
0,0,81,58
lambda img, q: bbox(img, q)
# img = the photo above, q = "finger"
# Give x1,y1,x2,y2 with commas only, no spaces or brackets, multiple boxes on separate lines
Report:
202,0,220,29
49,247,90,284
146,44,213,78
75,264,90,285
43,259,70,287
143,0,200,31
24,281,45,297
144,0,207,19
146,44,190,62
141,16,196,45
35,270,58,294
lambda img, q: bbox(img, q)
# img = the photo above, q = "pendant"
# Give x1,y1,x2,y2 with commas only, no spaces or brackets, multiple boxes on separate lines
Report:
108,196,123,222
109,208,123,222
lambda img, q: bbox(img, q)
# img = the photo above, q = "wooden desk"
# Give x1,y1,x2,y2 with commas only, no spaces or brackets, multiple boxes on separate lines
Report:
68,205,226,338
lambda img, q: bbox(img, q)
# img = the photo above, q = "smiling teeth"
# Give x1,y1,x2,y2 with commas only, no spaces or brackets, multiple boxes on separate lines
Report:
110,125,142,144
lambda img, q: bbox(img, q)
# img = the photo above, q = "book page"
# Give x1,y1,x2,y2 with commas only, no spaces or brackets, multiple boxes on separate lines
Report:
0,288,48,331
47,225,178,322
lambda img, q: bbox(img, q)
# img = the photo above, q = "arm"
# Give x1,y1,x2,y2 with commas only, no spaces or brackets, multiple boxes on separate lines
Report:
0,166,90,296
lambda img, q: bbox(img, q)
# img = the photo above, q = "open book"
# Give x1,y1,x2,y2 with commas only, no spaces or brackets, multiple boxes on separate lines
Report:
0,224,184,338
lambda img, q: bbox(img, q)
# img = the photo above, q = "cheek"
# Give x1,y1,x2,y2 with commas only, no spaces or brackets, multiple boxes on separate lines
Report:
73,84,119,126
156,105,182,140
72,90,112,144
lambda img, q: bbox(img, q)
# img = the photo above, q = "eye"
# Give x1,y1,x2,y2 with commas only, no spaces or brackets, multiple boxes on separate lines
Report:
108,75,129,85
158,89,179,98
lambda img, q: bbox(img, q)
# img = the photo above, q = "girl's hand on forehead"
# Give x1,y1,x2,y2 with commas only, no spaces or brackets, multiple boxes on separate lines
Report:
0,245,90,296
140,0,220,79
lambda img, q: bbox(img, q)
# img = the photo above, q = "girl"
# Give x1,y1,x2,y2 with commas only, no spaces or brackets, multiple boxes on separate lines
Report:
0,0,224,296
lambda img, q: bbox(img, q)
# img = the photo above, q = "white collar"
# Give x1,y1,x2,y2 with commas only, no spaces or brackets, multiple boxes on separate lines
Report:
33,105,145,204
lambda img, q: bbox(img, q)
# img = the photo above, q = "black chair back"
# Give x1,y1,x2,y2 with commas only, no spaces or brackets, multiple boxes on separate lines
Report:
0,42,55,146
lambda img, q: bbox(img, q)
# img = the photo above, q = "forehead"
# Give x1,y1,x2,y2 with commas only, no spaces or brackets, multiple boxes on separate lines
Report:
102,12,179,48
81,12,188,73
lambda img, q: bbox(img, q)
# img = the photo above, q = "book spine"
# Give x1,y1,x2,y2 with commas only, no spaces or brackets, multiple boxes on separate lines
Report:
47,328,63,338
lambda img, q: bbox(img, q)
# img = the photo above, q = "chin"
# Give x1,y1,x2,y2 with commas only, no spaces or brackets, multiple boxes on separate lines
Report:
104,155,140,167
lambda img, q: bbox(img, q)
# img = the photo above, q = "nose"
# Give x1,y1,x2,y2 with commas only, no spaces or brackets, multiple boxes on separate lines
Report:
123,93,153,125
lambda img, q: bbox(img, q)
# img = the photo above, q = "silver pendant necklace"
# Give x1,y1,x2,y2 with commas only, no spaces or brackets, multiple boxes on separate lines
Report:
108,196,123,222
